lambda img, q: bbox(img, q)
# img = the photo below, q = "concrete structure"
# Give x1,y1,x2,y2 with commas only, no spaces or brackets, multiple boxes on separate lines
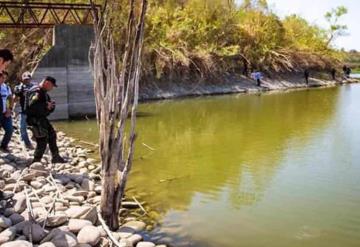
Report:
33,25,95,120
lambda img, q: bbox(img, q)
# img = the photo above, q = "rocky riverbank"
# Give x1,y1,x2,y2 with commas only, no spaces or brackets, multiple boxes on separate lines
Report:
0,122,163,247
139,73,360,100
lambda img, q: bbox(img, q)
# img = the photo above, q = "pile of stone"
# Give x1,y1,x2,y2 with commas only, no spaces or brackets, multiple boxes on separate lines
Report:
0,128,164,247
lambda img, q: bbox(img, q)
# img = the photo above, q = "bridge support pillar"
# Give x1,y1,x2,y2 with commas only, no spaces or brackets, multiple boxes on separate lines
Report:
33,24,95,120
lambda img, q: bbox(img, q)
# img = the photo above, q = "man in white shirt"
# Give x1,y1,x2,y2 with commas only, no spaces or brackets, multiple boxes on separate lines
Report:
0,71,14,152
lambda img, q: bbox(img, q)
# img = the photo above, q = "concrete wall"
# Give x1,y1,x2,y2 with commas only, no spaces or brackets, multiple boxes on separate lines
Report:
32,25,95,120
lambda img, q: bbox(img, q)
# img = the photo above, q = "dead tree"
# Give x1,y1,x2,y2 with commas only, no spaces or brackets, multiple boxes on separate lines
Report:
89,0,148,230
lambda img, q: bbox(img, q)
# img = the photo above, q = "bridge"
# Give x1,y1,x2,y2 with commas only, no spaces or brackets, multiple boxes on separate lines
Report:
0,1,101,119
0,1,99,28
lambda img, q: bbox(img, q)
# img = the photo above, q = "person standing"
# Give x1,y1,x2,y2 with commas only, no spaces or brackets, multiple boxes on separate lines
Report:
0,71,14,153
25,76,66,163
13,71,35,149
304,69,310,85
0,49,13,72
331,68,336,80
0,49,14,201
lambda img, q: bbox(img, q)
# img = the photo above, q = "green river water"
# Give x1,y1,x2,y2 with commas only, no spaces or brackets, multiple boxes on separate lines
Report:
56,84,360,247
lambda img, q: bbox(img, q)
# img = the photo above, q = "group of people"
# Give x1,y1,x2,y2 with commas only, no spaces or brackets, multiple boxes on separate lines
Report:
0,48,65,164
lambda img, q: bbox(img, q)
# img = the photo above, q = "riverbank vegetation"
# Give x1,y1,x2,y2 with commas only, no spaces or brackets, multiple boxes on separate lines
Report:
0,0,349,82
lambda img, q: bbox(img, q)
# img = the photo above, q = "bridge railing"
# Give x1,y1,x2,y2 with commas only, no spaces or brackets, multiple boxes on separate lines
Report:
0,1,100,28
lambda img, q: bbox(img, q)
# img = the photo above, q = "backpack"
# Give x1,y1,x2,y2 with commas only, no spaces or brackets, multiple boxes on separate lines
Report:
23,85,39,115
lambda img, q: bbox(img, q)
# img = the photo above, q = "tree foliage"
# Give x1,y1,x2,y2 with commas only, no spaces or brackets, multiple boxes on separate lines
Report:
0,0,348,82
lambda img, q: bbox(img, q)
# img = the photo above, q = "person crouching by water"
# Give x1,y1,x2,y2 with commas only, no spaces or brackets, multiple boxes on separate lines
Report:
13,71,34,149
0,71,14,153
25,76,66,163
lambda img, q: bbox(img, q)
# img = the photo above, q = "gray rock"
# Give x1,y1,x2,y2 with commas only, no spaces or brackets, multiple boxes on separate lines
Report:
68,219,92,233
0,164,16,173
9,213,25,225
67,190,88,198
96,226,106,238
0,226,17,244
77,225,101,246
115,227,135,239
13,220,29,234
0,240,33,247
30,181,45,189
80,179,95,192
45,213,68,227
23,222,47,243
29,162,47,171
127,234,143,246
13,193,26,213
38,242,56,247
0,180,5,189
65,206,97,224
15,235,27,241
40,228,78,247
0,216,12,228
2,208,15,217
94,186,102,194
121,221,146,232
64,195,85,203
136,242,156,247
75,244,92,247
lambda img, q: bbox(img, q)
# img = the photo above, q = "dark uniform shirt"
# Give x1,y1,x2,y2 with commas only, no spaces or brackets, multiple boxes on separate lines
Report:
26,87,55,118
14,82,34,113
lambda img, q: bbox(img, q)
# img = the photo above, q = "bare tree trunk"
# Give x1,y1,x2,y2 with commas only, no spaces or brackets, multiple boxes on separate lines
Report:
89,0,148,230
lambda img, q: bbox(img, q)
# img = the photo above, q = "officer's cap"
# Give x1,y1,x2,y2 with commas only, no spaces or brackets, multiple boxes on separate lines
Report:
45,76,57,87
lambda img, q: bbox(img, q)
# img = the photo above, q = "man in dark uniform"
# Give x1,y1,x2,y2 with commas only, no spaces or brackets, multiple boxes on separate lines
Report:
25,76,66,163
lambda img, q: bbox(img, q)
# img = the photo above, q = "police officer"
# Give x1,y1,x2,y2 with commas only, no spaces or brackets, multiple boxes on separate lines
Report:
26,76,66,163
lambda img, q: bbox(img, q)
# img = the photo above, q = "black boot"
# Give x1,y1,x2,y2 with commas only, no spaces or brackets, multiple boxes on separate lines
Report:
52,155,66,164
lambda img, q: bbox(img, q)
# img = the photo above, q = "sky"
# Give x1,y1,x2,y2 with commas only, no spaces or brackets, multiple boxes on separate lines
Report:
238,0,360,51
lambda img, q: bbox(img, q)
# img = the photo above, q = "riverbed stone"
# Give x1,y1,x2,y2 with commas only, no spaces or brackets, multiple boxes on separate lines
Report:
127,234,143,246
0,240,33,247
23,222,47,243
40,228,78,247
0,216,12,228
121,221,146,232
38,242,56,247
0,226,17,244
77,225,101,246
9,213,25,225
65,206,97,224
13,193,26,213
136,242,156,247
45,213,68,227
80,179,94,191
68,219,92,233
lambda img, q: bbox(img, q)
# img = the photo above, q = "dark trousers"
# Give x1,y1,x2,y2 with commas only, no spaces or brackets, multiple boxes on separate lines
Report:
257,79,261,86
0,114,13,149
27,117,59,160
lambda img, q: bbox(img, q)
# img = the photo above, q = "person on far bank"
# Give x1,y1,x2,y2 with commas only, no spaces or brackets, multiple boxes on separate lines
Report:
304,69,310,85
13,71,35,149
25,76,66,163
0,71,14,153
331,68,336,80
